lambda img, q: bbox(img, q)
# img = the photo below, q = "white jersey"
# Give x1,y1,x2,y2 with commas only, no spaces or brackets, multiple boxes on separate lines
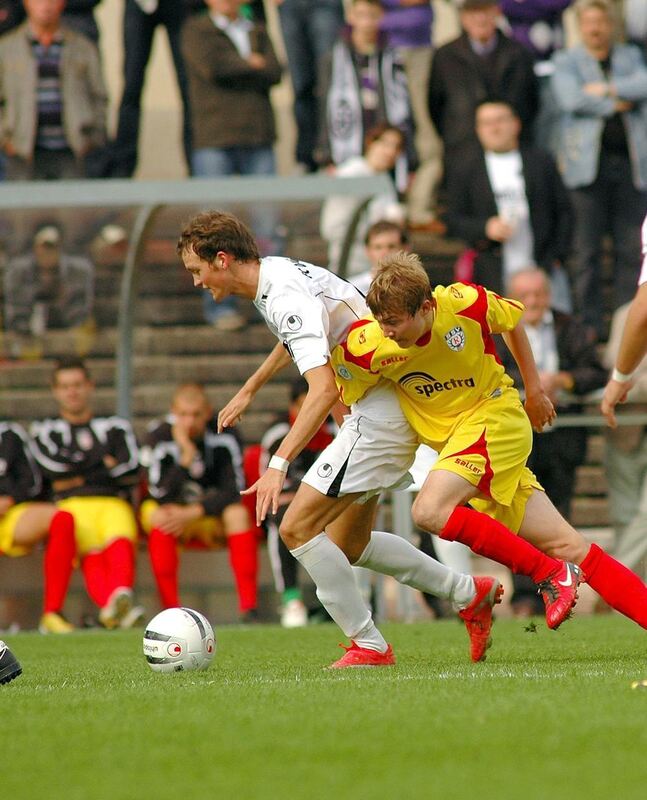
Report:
639,214,647,286
253,256,402,418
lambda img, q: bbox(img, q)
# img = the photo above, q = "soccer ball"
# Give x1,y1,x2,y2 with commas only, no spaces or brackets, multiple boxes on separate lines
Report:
143,607,216,673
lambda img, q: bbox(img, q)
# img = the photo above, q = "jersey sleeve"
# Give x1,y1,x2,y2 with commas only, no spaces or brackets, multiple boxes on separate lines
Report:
268,292,330,375
484,288,525,334
330,319,381,406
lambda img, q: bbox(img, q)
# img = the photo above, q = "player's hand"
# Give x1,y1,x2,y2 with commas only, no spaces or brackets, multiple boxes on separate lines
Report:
241,468,286,525
600,378,633,429
218,387,253,432
0,495,15,516
524,389,556,432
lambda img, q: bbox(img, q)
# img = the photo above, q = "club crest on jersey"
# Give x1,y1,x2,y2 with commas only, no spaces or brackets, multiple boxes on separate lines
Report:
286,315,302,332
445,326,465,352
76,428,94,451
337,365,352,381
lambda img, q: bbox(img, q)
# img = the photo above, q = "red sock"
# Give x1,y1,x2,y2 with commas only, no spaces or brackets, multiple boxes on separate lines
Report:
43,510,76,614
228,529,258,612
440,506,561,583
580,543,647,629
103,538,135,597
148,528,180,608
81,552,110,607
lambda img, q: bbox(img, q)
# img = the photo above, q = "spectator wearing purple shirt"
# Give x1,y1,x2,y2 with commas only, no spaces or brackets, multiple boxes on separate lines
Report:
381,1,442,226
500,1,573,149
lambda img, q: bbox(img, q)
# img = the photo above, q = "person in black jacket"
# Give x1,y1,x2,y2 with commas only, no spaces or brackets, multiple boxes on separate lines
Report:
140,383,259,621
500,267,607,613
445,99,572,303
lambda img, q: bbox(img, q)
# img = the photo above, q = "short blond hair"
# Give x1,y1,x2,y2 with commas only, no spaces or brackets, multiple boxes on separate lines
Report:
172,382,210,408
366,251,432,317
575,0,613,18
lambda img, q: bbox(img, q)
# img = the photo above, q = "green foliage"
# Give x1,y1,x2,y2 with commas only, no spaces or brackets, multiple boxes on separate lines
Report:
3,617,647,800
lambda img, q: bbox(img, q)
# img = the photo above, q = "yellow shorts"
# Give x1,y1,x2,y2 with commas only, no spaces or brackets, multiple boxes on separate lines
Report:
431,389,543,533
0,503,32,557
139,499,226,549
57,496,138,556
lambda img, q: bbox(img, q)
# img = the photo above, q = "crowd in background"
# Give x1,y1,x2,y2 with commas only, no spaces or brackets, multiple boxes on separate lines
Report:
2,0,647,628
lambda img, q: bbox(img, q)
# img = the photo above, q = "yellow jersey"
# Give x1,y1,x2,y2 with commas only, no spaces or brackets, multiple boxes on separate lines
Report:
331,283,525,450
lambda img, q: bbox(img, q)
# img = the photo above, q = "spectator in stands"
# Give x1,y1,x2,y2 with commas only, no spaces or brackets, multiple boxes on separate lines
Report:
444,99,572,303
624,0,647,58
380,0,441,226
0,0,107,181
109,0,200,178
320,123,407,279
62,0,103,42
350,218,410,295
316,0,415,189
0,421,77,633
602,301,647,582
140,383,260,622
260,378,335,627
273,0,345,174
501,267,606,613
550,0,647,337
500,0,572,151
3,224,96,361
182,0,282,332
30,358,144,630
428,0,538,179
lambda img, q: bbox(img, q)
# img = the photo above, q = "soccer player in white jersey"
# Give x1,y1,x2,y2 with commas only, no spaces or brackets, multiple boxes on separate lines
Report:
179,211,576,667
601,213,647,426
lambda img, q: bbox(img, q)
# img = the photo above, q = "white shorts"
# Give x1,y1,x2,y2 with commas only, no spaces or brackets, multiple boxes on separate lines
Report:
302,411,418,502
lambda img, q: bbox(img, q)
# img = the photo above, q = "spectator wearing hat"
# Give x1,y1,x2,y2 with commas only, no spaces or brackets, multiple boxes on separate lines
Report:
3,224,96,360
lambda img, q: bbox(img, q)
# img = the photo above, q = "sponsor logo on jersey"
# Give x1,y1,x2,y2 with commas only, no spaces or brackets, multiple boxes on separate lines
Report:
398,371,475,397
336,365,352,381
444,326,465,352
317,463,333,478
77,428,94,451
380,355,408,366
453,457,482,475
286,315,302,332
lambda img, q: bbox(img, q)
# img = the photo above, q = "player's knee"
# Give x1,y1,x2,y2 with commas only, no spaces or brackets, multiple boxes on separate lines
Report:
278,513,306,551
541,529,589,563
411,494,447,534
222,502,252,533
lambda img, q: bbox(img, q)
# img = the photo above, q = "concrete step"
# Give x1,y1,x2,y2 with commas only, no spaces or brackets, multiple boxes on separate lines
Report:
571,496,610,528
574,464,608,496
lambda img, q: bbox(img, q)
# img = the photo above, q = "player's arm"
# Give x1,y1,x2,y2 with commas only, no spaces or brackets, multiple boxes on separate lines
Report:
242,363,340,525
501,325,556,432
218,341,292,432
601,282,647,427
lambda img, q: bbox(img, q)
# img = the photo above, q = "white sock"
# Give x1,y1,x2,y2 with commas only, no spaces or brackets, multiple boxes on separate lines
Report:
355,531,476,608
290,533,388,652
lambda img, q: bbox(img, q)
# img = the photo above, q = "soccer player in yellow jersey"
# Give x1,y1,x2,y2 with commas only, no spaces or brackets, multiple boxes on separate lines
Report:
333,252,647,630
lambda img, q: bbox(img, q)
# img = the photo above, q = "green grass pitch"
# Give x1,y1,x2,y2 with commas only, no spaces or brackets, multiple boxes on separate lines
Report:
3,616,647,800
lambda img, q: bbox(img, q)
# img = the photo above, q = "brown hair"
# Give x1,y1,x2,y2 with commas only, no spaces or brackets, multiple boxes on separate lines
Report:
177,210,260,264
366,252,432,318
364,122,405,154
365,219,408,247
52,357,92,386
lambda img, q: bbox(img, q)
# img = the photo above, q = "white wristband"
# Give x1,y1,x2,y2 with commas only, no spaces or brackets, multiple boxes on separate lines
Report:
268,455,290,473
611,367,634,383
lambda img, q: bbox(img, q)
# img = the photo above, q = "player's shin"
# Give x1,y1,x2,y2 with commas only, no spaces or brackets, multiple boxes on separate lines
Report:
354,530,476,607
440,506,560,583
580,543,647,629
43,510,76,614
291,532,388,652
